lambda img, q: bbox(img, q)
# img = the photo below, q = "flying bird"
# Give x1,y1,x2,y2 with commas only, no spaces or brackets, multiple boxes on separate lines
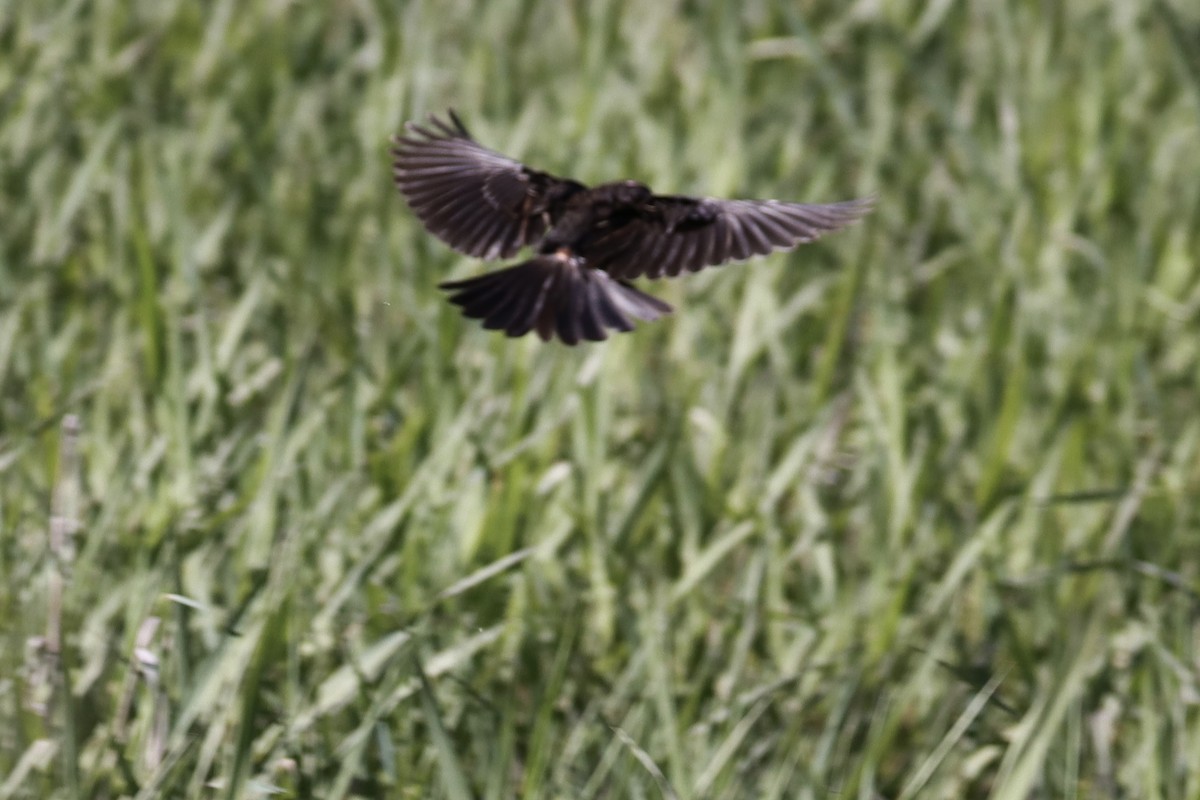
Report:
392,111,871,344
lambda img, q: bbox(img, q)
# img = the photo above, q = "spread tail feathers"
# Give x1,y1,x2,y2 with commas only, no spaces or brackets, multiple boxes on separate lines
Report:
439,256,673,344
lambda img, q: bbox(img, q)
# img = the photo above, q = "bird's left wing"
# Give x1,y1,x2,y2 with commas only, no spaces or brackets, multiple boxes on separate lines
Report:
581,194,873,280
392,112,582,260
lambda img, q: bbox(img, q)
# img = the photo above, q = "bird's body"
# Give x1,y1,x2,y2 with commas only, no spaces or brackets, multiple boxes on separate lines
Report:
392,112,871,344
540,181,649,251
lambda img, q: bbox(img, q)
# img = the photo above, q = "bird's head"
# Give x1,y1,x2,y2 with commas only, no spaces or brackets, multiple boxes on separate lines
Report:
606,180,652,205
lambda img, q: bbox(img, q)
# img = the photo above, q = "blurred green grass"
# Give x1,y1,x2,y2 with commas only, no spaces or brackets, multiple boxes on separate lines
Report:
3,0,1200,797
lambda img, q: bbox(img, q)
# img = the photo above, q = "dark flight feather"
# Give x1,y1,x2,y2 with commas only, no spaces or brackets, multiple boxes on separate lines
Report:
439,254,670,344
391,111,872,344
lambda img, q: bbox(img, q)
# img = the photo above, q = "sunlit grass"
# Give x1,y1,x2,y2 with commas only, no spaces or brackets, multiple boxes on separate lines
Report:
3,0,1200,797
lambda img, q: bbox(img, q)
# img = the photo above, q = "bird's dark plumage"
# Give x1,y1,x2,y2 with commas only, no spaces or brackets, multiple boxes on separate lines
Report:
392,111,872,344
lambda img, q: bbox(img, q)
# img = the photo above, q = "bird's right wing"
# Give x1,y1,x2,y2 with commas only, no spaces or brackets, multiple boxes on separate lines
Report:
392,112,583,260
584,194,874,279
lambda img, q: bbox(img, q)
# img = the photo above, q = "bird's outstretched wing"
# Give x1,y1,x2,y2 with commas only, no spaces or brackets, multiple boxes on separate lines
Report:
581,195,873,279
391,112,583,260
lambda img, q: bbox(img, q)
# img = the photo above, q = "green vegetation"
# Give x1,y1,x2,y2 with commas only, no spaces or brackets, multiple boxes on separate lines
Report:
3,0,1200,797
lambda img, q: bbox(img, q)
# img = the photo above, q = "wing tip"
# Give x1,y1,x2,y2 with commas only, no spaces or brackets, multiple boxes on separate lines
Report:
400,110,471,140
843,194,877,215
446,109,470,137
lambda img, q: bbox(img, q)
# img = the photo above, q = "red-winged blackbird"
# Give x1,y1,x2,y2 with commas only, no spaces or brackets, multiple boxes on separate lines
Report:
392,111,872,344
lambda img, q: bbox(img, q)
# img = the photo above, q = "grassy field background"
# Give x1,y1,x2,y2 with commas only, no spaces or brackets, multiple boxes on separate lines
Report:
4,0,1200,797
